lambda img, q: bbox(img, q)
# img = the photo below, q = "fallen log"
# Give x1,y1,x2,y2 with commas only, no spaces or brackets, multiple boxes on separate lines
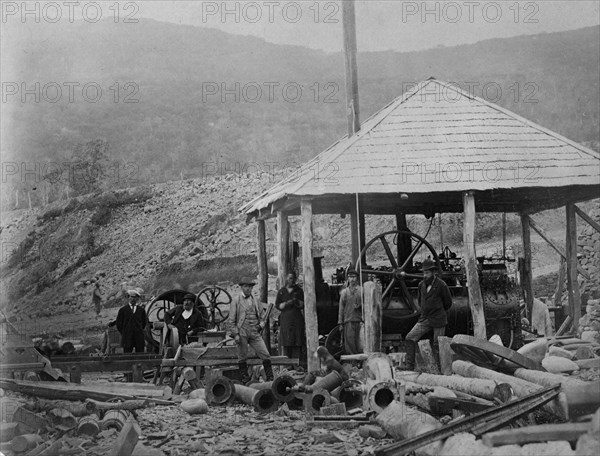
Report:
24,398,96,417
0,379,174,405
575,358,600,369
401,372,505,401
85,398,152,411
513,367,585,388
452,360,568,419
482,422,591,447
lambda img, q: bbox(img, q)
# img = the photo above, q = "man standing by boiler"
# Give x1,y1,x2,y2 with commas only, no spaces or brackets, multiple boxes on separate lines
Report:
404,259,452,370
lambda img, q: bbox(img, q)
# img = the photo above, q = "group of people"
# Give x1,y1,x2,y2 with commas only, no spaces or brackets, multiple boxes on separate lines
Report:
113,258,453,376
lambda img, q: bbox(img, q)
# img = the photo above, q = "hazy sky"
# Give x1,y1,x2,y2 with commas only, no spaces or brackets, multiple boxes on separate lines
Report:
136,0,600,52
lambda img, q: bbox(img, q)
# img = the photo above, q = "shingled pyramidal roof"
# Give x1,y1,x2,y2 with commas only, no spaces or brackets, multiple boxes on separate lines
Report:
241,79,599,218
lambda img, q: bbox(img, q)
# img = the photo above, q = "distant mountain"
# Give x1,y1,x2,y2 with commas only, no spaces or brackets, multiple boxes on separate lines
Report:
1,20,598,209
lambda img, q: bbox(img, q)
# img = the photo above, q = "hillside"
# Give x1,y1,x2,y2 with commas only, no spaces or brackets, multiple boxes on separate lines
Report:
1,21,598,210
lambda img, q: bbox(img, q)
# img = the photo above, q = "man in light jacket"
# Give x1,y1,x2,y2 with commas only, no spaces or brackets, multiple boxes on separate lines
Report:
230,277,273,384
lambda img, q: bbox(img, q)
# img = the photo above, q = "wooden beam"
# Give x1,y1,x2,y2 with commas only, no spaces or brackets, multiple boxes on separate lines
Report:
554,258,566,307
520,214,534,319
565,204,582,333
342,0,360,137
575,205,600,233
528,217,590,279
482,422,590,447
257,220,270,353
276,211,289,289
301,199,319,372
350,198,366,265
462,192,486,339
396,213,412,268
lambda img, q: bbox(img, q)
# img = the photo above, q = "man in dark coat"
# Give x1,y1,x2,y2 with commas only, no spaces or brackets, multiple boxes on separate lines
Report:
164,293,206,345
116,288,148,353
275,272,305,364
404,259,452,370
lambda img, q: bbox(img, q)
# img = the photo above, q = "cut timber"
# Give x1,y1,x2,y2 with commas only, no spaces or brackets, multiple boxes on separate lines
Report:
86,399,151,411
376,400,442,456
452,360,568,419
566,204,582,332
363,281,382,353
521,213,534,319
401,372,504,401
463,192,486,339
301,198,319,372
417,340,440,374
109,420,141,456
0,379,173,405
576,358,600,369
513,367,585,388
482,422,591,447
437,336,454,376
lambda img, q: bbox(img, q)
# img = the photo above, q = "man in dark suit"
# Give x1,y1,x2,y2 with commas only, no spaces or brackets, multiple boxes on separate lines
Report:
116,288,148,353
404,259,452,370
164,293,207,345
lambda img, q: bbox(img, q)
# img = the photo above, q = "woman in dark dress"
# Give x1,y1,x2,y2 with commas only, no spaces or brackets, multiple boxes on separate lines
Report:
275,272,305,365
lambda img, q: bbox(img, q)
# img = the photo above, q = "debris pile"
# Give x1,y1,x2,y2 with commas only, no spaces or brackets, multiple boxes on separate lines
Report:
579,299,600,345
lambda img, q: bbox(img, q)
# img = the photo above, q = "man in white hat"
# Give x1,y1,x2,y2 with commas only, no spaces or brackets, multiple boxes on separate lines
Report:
230,277,273,384
115,288,148,353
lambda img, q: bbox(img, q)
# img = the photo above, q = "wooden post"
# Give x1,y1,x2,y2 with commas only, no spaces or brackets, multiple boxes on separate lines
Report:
350,200,366,265
342,0,360,137
276,211,289,290
396,213,412,267
301,199,319,372
566,204,582,333
554,258,566,307
363,281,382,353
462,192,486,339
257,220,270,353
520,214,534,319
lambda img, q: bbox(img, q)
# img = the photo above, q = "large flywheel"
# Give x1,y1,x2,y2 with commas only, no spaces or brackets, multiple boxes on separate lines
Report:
355,230,442,310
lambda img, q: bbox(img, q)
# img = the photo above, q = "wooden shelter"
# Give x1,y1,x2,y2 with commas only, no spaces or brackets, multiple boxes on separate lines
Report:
240,79,600,370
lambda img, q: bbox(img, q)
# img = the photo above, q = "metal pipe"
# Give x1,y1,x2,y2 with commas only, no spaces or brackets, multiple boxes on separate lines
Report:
311,370,344,392
307,388,334,415
206,376,235,405
271,375,297,402
338,379,364,409
248,381,273,391
234,384,279,414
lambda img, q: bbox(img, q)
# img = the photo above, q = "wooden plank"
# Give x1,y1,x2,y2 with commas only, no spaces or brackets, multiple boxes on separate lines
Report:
257,219,271,353
50,360,161,374
161,356,298,368
565,204,582,333
437,336,454,376
482,422,590,447
276,211,289,289
302,198,319,372
108,420,141,456
521,213,534,320
363,281,382,353
529,217,590,279
575,205,600,233
463,192,486,339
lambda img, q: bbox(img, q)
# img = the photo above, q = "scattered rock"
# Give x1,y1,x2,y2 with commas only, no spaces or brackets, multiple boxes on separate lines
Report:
542,356,580,374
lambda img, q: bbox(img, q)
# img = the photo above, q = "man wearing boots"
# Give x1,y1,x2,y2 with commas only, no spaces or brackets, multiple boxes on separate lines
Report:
404,259,452,370
230,277,274,384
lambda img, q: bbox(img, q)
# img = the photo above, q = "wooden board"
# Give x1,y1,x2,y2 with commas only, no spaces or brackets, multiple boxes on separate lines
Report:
482,422,590,447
